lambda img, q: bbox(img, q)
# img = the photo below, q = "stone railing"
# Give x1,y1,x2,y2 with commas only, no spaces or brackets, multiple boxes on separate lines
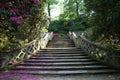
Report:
69,31,80,47
69,32,120,69
0,32,53,68
40,32,53,48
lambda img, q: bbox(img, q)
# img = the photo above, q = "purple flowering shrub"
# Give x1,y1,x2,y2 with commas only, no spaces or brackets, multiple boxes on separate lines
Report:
32,0,40,3
0,0,47,51
0,0,40,26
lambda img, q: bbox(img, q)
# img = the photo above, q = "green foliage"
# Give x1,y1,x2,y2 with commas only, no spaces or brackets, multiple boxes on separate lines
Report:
49,15,89,33
52,0,88,33
62,0,84,20
84,0,120,38
84,27,94,40
63,0,76,19
0,0,48,51
46,0,58,17
46,0,58,5
84,0,120,49
48,20,69,33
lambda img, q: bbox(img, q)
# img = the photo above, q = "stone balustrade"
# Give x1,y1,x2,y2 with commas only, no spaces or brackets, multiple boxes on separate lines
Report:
69,31,120,69
69,31,80,47
1,32,53,69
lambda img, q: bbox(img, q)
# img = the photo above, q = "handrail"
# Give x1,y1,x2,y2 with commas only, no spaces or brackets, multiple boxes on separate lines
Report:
0,32,53,69
69,31,120,69
40,32,53,49
69,32,80,47
0,38,40,69
80,35,110,51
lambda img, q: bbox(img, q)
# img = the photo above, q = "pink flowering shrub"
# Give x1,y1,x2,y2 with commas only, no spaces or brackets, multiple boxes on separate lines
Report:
20,4,25,8
0,0,42,26
10,9,19,13
32,0,40,3
0,0,47,51
53,33,59,37
10,17,21,25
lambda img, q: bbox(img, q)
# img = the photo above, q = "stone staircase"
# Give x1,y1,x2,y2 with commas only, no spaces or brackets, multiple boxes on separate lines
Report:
11,36,119,75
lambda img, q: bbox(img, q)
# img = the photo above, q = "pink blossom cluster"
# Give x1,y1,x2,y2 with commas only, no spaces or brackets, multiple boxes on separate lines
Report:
22,12,29,18
20,4,25,8
0,2,12,8
10,17,21,25
53,33,59,37
10,11,29,24
31,0,40,3
10,9,19,13
1,0,41,26
8,60,14,65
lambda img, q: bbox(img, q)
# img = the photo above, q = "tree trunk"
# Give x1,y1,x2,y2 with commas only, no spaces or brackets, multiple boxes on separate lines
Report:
75,0,79,17
47,2,51,21
48,3,51,17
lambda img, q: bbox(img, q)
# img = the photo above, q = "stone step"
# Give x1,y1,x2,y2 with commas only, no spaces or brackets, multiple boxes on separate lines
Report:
8,36,120,75
42,47,78,50
34,53,87,57
25,59,94,62
14,65,109,70
49,39,73,41
39,49,83,52
48,43,73,45
50,41,72,43
48,45,74,48
47,44,74,46
11,69,118,75
48,42,74,45
37,51,85,54
48,41,73,44
20,62,101,66
48,44,74,48
30,56,90,59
